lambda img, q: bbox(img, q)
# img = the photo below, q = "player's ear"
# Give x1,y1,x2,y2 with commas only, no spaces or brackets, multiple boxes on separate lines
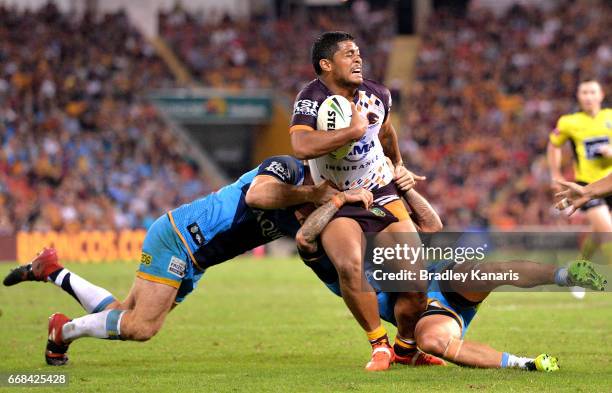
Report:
319,58,332,73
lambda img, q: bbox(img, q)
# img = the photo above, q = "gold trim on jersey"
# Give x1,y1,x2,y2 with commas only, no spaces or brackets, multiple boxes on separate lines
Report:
136,272,181,289
289,125,315,133
167,212,204,271
383,200,410,221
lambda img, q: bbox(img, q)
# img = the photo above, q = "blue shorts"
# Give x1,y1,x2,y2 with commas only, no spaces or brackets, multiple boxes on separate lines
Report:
137,214,204,303
419,261,479,338
322,260,479,338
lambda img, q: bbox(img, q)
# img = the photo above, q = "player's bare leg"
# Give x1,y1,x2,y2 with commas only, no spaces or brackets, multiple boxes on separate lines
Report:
447,259,606,294
46,278,177,365
410,259,608,371
414,315,558,371
4,248,117,313
321,217,392,371
114,278,177,340
377,218,437,365
322,218,380,331
586,205,612,233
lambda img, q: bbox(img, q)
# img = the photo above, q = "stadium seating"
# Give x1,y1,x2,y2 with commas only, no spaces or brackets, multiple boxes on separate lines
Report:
2,1,609,232
402,1,611,228
159,3,396,94
0,4,211,234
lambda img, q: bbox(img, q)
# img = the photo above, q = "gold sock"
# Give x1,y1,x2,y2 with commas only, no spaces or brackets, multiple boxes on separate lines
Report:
394,335,417,355
366,325,388,345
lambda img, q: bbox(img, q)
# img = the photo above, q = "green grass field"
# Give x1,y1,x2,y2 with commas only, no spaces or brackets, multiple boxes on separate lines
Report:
1,257,611,393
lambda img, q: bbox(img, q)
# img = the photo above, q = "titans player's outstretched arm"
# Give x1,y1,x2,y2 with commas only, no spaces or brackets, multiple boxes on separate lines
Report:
245,155,338,210
403,189,443,233
246,175,337,209
555,175,612,214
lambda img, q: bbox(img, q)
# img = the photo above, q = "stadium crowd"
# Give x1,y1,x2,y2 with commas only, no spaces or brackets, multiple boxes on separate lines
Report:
2,1,610,234
0,4,210,235
402,0,611,228
159,1,395,95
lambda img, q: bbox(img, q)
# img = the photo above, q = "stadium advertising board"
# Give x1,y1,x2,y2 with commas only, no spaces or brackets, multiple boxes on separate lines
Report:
150,89,272,124
6,231,146,264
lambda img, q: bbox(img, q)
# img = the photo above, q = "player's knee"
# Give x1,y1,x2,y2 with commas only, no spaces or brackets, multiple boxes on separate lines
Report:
395,293,427,319
132,323,162,341
417,333,448,357
335,260,362,288
122,318,163,342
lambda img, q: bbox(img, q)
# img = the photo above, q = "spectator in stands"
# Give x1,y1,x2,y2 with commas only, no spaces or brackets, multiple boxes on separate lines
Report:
402,0,610,228
159,3,396,96
0,3,210,233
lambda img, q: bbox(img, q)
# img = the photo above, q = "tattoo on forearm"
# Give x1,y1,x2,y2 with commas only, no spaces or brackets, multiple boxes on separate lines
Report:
299,202,340,245
405,191,439,231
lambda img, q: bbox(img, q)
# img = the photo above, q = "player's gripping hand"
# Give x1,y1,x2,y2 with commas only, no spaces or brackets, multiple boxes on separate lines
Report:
394,165,426,192
347,102,368,140
342,188,373,209
311,180,340,206
554,180,590,216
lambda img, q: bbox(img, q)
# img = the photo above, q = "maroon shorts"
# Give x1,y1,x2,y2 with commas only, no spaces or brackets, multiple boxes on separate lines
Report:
333,182,409,232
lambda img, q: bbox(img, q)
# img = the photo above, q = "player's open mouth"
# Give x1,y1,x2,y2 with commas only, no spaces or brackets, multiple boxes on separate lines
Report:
352,69,362,76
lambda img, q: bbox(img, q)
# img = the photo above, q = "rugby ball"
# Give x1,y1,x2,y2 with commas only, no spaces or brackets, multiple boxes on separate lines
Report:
316,95,354,160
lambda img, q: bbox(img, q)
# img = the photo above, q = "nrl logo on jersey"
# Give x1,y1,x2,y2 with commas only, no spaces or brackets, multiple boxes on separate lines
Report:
369,207,386,217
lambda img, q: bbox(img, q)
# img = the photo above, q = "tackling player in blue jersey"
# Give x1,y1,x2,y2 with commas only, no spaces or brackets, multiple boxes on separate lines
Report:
3,156,334,364
4,155,413,366
293,163,607,372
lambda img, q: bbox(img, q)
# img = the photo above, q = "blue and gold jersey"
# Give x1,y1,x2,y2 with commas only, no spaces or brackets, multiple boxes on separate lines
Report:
168,155,305,270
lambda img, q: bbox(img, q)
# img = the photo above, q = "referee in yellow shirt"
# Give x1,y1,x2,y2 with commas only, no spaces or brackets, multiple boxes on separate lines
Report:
547,78,612,274
548,78,612,231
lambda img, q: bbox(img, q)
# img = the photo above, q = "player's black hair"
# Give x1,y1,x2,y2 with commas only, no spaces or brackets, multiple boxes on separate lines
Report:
311,31,355,75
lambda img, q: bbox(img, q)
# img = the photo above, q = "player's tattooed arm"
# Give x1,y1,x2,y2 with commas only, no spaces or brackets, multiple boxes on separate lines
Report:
295,200,340,254
403,189,443,233
296,189,373,253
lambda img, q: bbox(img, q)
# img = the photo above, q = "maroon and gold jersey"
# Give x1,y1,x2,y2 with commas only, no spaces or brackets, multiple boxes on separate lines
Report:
290,78,394,191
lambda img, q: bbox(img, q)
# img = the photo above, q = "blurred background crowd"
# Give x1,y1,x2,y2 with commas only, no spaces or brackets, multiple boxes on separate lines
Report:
159,1,395,94
0,4,211,234
0,0,610,234
401,0,611,228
